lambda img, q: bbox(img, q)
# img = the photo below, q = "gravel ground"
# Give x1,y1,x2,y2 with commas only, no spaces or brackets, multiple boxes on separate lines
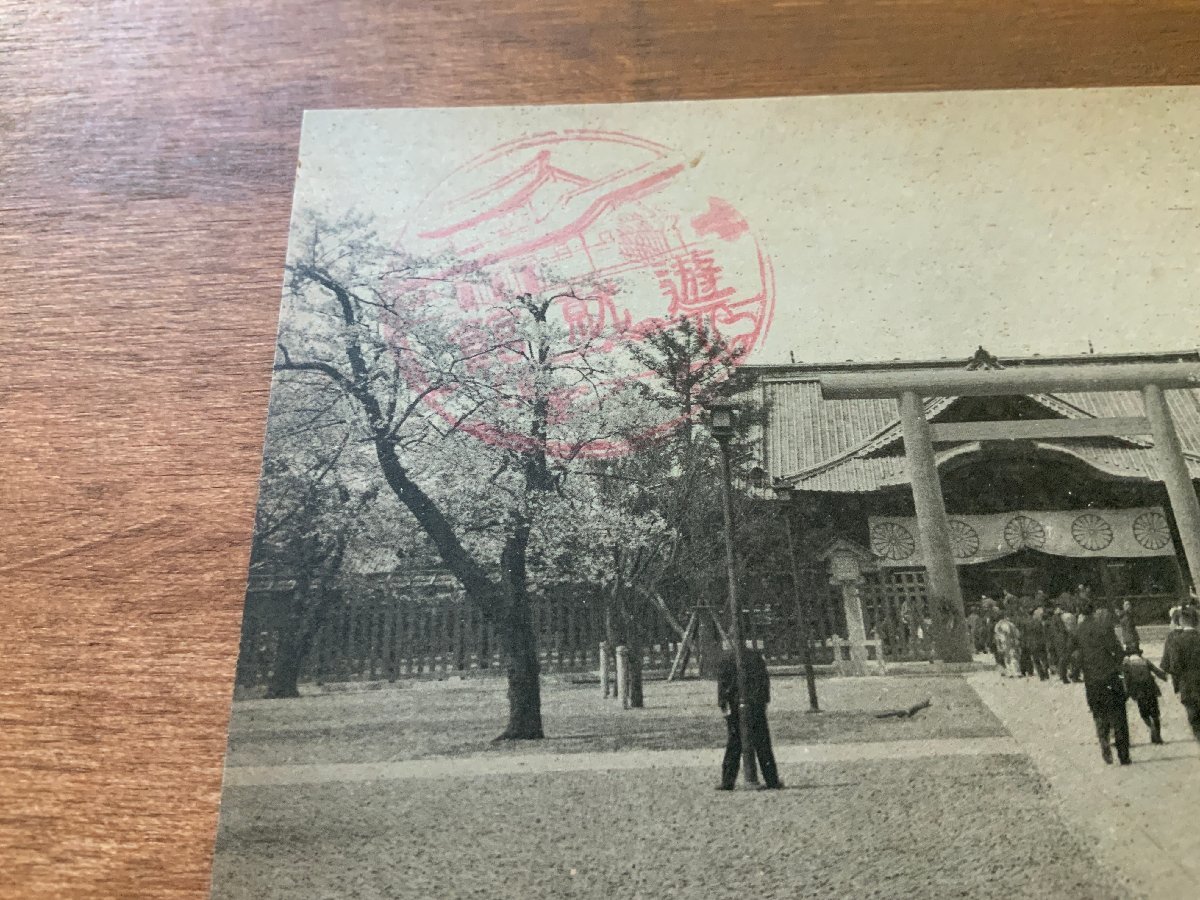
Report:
225,675,1005,766
212,753,1116,900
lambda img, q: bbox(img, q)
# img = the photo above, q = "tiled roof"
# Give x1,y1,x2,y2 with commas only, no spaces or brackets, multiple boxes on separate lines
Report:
1031,440,1200,482
1054,390,1200,454
759,355,1200,494
764,380,899,475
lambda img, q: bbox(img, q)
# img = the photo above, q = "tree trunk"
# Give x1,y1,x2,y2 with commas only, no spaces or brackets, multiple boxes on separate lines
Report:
493,523,544,741
265,581,328,700
266,626,305,699
616,582,644,708
626,639,644,708
266,605,327,699
265,578,339,700
493,590,544,740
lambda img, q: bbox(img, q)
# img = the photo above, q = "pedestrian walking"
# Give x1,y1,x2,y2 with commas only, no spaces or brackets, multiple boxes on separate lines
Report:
1122,646,1167,745
994,605,1022,679
1161,605,1200,745
1070,599,1132,765
717,646,782,790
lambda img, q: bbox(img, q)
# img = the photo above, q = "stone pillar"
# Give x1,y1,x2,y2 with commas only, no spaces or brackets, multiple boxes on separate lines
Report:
840,579,870,676
599,641,612,698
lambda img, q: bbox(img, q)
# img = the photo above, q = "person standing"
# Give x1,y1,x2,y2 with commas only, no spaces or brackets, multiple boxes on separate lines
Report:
1071,600,1132,765
974,598,994,654
899,597,916,656
1025,605,1050,681
1117,599,1139,652
1048,603,1070,682
1056,595,1080,681
994,605,1022,679
982,597,1004,668
1065,599,1084,683
1161,605,1200,744
1015,600,1035,677
1161,606,1185,694
717,646,782,790
1122,646,1167,745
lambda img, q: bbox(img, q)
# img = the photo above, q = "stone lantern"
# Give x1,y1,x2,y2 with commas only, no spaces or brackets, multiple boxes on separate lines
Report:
819,537,881,675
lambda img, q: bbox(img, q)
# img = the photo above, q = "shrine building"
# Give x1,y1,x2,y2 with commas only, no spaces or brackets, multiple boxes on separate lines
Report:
748,347,1200,636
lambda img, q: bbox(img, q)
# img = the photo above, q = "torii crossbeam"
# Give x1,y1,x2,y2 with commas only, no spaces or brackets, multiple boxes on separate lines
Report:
819,361,1200,663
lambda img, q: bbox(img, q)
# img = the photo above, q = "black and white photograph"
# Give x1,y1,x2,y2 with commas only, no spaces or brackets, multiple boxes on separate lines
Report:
211,88,1200,899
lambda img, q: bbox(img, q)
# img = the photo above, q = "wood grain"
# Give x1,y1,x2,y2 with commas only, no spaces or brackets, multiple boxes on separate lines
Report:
3,2,1200,896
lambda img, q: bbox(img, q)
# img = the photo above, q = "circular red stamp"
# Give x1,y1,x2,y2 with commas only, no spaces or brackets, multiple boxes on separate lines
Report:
392,130,775,458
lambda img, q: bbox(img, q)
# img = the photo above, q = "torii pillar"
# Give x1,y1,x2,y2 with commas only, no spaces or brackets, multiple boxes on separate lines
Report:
1144,383,1200,593
897,391,972,662
820,360,1200,664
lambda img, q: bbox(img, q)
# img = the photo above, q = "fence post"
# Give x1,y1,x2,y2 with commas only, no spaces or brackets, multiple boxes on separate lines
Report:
599,641,612,697
615,645,630,708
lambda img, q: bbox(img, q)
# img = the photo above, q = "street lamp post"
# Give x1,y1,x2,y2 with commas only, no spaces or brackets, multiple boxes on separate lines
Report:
772,480,820,712
708,402,757,785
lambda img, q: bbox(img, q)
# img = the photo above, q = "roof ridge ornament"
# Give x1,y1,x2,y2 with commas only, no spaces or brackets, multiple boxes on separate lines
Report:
966,346,1003,370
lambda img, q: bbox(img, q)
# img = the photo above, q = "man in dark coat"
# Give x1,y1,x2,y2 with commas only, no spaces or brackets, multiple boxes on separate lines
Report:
1047,603,1069,682
1161,605,1200,743
1015,600,1035,677
717,647,781,790
1024,605,1050,681
1070,600,1132,765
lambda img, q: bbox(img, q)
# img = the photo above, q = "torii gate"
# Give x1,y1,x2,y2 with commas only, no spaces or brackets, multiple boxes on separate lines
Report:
819,361,1200,663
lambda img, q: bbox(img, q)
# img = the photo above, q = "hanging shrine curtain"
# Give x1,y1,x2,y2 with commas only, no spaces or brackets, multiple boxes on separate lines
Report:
868,507,1175,568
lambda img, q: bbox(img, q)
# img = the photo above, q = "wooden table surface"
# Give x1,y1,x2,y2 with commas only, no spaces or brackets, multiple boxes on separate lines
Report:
3,2,1199,896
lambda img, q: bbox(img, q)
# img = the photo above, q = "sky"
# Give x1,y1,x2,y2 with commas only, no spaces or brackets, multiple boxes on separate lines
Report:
293,87,1200,367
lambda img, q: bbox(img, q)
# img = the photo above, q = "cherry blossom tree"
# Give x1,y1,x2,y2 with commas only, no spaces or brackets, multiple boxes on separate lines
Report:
272,212,666,739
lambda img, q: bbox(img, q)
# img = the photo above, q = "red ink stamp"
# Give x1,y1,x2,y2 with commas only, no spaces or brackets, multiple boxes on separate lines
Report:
394,130,775,457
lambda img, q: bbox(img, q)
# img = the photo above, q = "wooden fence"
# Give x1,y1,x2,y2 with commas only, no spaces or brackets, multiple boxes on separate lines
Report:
237,583,685,688
860,568,933,659
234,568,852,689
239,566,1170,685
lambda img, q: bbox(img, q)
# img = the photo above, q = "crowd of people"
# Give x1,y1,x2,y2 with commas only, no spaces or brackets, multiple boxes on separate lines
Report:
968,585,1200,766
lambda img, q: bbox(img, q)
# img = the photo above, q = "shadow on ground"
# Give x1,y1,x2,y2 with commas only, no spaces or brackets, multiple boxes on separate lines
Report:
225,674,1006,766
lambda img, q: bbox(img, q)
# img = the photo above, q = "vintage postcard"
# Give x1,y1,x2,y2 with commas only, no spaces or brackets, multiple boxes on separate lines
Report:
211,88,1200,899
